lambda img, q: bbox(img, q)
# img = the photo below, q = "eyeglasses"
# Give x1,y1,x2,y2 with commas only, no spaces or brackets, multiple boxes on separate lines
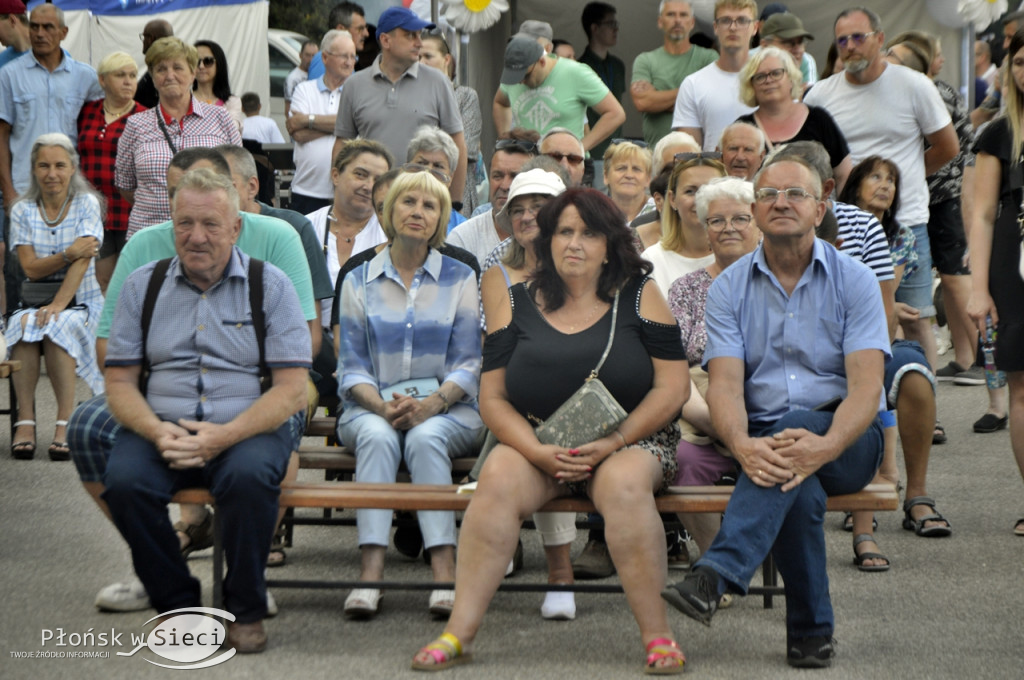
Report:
610,138,650,148
674,151,723,162
545,151,585,166
706,214,754,232
836,32,877,48
197,56,217,68
325,50,358,62
754,187,819,204
751,68,786,85
401,162,451,185
495,139,538,155
508,201,547,221
714,16,754,28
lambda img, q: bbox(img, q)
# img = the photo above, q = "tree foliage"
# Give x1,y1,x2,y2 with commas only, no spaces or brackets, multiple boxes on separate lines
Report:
269,0,334,42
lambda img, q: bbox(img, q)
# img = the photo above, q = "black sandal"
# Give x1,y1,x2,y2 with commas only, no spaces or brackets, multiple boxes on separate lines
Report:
11,420,36,460
852,534,890,572
902,496,952,537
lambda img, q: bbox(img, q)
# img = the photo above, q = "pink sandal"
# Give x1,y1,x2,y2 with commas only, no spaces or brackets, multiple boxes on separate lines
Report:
411,632,471,672
645,637,686,675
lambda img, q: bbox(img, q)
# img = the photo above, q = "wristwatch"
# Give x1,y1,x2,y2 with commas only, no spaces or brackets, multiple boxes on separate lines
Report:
308,114,316,129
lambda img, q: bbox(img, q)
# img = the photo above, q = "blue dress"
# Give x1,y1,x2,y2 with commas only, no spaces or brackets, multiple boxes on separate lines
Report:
5,193,105,394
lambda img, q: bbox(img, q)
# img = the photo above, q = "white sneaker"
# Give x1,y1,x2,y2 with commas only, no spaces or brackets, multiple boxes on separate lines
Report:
540,591,576,620
265,589,278,617
95,578,150,612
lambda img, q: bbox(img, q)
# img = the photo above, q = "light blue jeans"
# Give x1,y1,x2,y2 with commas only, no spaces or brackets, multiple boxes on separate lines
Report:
696,409,883,641
339,413,481,549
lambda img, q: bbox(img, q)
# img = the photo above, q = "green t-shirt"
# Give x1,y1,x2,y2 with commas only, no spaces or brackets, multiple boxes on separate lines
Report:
631,45,718,147
98,211,317,338
501,56,610,142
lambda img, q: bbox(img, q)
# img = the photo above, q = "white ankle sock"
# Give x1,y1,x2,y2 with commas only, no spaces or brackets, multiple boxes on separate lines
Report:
541,591,576,620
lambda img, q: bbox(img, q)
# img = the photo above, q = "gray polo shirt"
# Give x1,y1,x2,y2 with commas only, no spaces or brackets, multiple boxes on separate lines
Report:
334,56,463,163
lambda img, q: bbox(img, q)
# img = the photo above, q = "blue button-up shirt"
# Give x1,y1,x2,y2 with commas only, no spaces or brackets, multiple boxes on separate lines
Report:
0,49,103,192
106,247,312,424
338,247,482,430
703,239,890,424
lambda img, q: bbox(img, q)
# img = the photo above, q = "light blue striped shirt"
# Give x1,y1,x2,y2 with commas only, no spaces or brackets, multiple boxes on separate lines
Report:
338,247,482,430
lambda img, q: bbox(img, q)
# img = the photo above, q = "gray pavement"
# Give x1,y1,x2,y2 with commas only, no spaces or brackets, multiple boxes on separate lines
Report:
1,366,1023,680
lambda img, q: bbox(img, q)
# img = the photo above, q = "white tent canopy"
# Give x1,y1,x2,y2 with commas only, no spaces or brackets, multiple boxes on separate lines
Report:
26,0,270,107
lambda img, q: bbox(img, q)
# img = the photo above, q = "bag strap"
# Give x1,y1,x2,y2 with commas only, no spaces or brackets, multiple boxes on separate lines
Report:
248,258,271,393
155,108,178,155
587,288,620,381
139,258,174,394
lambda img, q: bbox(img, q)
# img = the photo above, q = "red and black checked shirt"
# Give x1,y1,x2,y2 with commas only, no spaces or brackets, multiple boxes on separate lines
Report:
77,98,148,233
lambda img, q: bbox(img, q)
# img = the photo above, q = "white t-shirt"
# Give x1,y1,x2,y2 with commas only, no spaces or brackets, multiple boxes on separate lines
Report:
641,242,715,297
446,210,502,268
308,205,387,323
290,78,344,199
671,62,756,152
242,115,285,144
804,65,951,226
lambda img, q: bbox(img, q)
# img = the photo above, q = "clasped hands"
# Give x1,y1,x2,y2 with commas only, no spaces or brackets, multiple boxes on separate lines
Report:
735,428,833,492
534,435,621,484
155,419,231,470
380,393,437,431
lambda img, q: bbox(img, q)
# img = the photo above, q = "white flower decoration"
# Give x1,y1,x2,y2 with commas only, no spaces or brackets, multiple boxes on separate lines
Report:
959,0,1008,31
441,0,509,34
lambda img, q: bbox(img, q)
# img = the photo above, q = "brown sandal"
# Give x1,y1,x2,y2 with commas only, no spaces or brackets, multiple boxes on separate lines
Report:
174,511,214,558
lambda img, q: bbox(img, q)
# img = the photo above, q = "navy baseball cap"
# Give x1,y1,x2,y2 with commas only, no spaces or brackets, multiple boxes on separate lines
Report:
376,7,435,41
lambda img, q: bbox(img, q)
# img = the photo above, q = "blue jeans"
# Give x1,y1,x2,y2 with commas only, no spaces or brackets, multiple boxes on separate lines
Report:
338,413,480,549
102,426,292,622
696,409,883,641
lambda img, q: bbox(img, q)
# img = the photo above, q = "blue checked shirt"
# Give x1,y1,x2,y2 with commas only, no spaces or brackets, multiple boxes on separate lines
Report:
106,247,312,424
338,247,482,430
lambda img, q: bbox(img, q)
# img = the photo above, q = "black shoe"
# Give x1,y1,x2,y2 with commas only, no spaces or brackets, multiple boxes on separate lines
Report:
787,636,835,668
393,513,423,559
660,566,720,626
974,412,1009,433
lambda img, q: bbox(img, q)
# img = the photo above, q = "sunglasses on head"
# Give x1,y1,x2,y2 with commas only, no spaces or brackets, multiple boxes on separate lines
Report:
495,138,538,155
610,138,649,149
198,56,217,68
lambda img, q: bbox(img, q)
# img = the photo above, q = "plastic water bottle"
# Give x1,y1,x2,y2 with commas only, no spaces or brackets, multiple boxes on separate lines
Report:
983,318,1006,390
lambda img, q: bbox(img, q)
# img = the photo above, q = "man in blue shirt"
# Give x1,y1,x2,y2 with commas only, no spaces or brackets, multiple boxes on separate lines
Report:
102,168,311,654
662,157,889,668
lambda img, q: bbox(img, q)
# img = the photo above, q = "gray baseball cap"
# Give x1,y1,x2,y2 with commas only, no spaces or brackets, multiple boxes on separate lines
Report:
501,38,545,85
516,19,553,42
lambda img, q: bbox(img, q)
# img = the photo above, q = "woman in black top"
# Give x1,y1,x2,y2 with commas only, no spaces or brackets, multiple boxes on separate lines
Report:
412,189,689,674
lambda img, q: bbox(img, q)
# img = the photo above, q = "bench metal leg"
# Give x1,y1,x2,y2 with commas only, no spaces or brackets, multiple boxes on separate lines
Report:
761,553,777,609
212,511,224,610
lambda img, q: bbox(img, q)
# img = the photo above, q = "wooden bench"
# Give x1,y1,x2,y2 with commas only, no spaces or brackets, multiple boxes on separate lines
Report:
0,360,22,434
172,481,899,610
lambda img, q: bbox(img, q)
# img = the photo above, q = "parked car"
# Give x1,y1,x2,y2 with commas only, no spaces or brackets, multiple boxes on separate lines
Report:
268,28,310,138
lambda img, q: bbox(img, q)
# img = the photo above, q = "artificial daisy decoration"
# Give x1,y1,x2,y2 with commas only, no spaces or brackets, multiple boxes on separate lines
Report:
959,0,1008,30
441,0,509,34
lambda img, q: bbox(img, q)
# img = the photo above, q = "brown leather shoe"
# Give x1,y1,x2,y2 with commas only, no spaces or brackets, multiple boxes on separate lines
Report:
226,620,267,654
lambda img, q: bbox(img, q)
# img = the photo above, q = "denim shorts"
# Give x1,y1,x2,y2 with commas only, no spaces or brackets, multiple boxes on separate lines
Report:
894,223,936,317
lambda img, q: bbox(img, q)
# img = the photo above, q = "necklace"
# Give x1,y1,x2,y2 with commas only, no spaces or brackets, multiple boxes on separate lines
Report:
103,99,134,119
39,193,72,226
556,299,605,333
327,209,368,244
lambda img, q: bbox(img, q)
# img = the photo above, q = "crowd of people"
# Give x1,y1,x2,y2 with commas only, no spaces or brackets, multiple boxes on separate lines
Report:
1,0,1022,673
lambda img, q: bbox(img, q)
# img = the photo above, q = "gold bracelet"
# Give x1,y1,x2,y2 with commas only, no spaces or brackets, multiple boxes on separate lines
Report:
436,391,450,414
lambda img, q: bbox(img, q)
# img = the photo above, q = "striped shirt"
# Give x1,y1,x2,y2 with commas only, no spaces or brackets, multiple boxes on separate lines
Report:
115,99,242,238
337,246,482,431
832,200,895,283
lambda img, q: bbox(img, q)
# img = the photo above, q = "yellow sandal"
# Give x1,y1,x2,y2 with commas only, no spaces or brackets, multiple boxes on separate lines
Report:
645,637,686,675
411,632,471,672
